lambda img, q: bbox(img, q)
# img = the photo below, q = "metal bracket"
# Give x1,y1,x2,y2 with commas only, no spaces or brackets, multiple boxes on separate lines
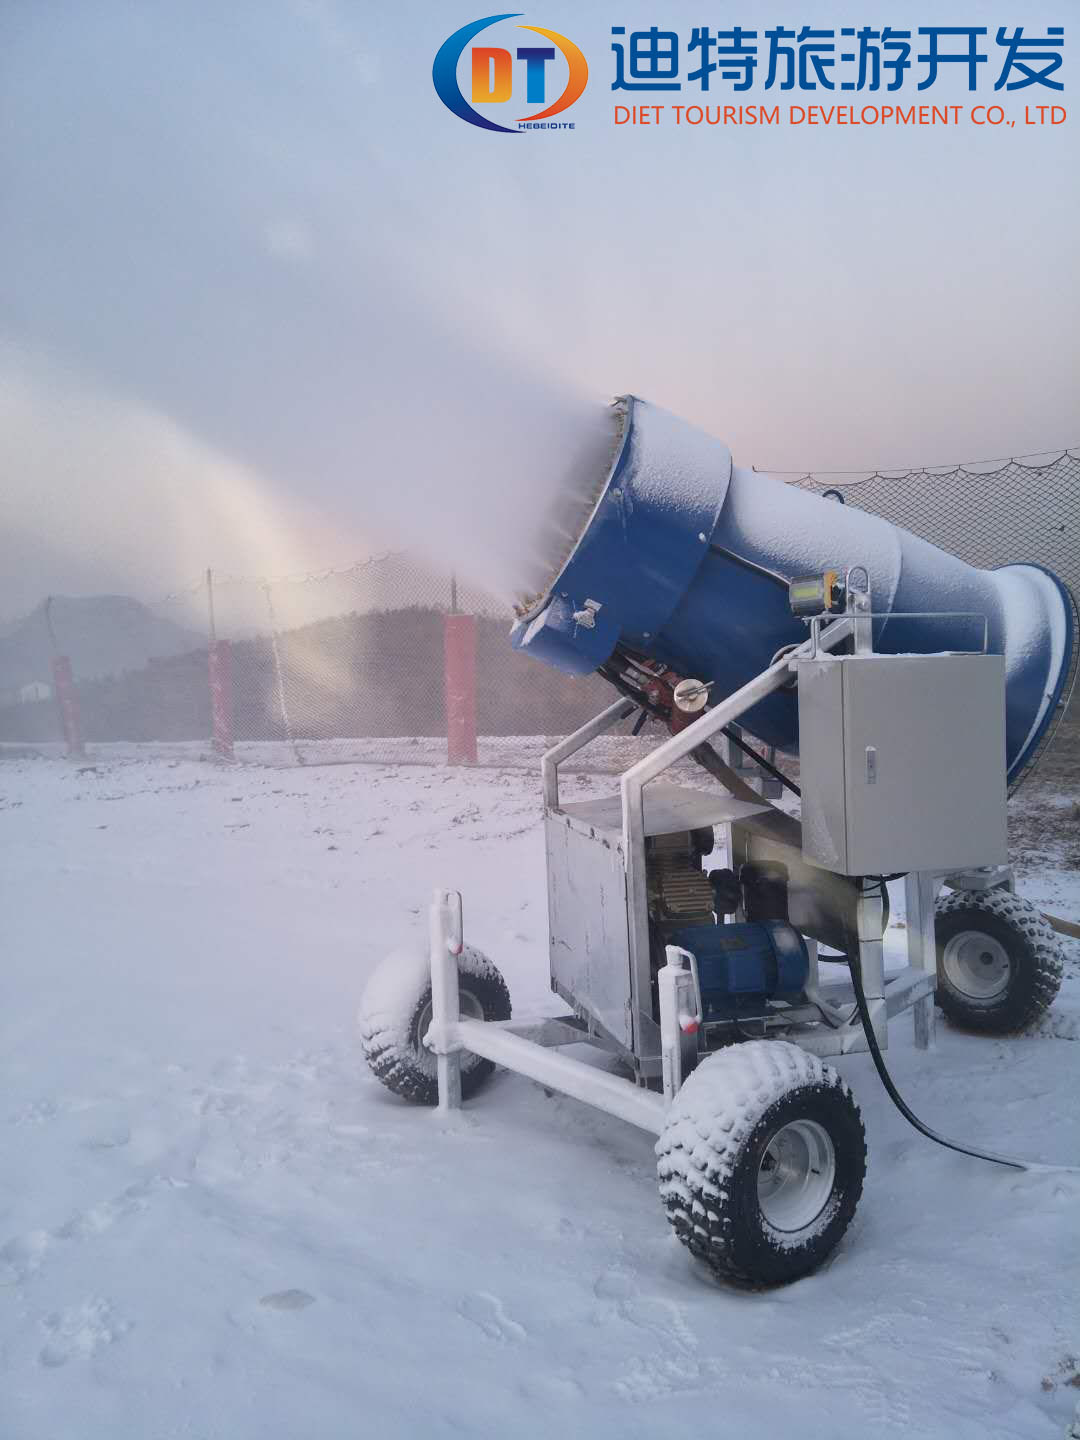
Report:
943,866,1015,893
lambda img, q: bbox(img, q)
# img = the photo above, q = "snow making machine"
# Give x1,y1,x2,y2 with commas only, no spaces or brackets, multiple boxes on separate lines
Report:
360,397,1075,1286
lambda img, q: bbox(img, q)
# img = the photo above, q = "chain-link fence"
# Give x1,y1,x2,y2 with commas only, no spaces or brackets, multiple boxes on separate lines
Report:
790,450,1080,599
1,449,1076,780
205,557,627,768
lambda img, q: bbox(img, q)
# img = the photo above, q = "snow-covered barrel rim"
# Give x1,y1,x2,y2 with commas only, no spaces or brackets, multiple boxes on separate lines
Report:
513,395,631,623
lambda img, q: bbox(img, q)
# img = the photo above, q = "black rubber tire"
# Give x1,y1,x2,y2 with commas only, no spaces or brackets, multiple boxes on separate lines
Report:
656,1040,866,1288
934,889,1063,1034
359,945,511,1105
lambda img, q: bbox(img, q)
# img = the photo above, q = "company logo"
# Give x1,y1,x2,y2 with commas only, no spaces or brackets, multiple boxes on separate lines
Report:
433,14,588,132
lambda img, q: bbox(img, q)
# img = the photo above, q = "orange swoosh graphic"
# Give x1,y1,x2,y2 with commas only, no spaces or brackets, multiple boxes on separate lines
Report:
516,25,588,121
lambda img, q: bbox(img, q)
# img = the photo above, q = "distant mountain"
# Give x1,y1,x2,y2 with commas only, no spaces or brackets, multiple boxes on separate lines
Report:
0,595,204,696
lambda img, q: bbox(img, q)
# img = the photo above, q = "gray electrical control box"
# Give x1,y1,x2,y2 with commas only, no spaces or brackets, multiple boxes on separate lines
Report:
797,653,1008,875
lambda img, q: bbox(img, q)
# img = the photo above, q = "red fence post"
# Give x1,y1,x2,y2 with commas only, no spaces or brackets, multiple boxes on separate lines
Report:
444,613,477,765
209,639,235,759
51,655,85,758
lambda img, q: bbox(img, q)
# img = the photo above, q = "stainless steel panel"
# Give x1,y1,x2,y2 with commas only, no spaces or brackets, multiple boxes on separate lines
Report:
545,812,633,1049
794,662,849,872
558,783,768,838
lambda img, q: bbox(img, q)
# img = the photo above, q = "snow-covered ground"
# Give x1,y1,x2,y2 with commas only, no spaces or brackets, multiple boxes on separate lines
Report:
2,755,1078,1439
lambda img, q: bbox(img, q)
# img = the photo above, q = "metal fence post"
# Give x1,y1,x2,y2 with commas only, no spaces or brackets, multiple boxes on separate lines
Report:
263,582,304,765
51,655,84,758
209,640,234,759
43,595,85,757
205,568,234,759
444,608,478,766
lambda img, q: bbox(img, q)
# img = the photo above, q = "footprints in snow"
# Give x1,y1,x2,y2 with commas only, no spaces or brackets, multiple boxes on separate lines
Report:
39,1297,130,1368
595,1268,913,1426
2,1178,159,1369
260,1288,317,1311
0,1177,166,1287
9,1097,131,1149
458,1291,527,1344
595,1267,704,1400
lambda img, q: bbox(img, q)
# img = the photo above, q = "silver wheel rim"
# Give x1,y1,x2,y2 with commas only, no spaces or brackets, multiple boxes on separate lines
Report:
942,930,1012,1000
757,1119,836,1232
414,989,485,1068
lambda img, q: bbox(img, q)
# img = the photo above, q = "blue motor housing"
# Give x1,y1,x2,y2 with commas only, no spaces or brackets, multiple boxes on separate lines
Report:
667,921,810,1018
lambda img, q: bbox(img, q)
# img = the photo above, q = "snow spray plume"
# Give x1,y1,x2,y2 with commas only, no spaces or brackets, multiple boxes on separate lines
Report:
0,6,614,615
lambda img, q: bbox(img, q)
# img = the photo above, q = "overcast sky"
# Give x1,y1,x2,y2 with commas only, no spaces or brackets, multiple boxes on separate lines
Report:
1,0,1076,617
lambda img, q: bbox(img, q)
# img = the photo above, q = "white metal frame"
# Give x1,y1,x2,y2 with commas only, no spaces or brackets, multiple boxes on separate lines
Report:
424,601,955,1125
425,888,667,1133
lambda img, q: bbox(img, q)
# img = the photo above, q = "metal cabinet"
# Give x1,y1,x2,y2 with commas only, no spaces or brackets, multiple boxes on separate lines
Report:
797,654,1008,875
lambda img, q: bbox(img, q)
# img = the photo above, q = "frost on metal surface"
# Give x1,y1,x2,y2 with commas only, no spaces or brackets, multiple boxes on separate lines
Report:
513,399,626,618
623,400,732,527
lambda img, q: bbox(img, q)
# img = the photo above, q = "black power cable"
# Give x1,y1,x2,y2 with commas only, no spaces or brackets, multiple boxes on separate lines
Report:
720,724,801,798
848,880,1026,1171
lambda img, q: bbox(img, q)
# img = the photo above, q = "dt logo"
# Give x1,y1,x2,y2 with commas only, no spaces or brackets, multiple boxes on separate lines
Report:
433,14,588,133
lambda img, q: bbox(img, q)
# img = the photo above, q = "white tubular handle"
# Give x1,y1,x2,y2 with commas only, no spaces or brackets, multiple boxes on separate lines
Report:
444,889,463,956
429,888,463,1110
658,945,702,1102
